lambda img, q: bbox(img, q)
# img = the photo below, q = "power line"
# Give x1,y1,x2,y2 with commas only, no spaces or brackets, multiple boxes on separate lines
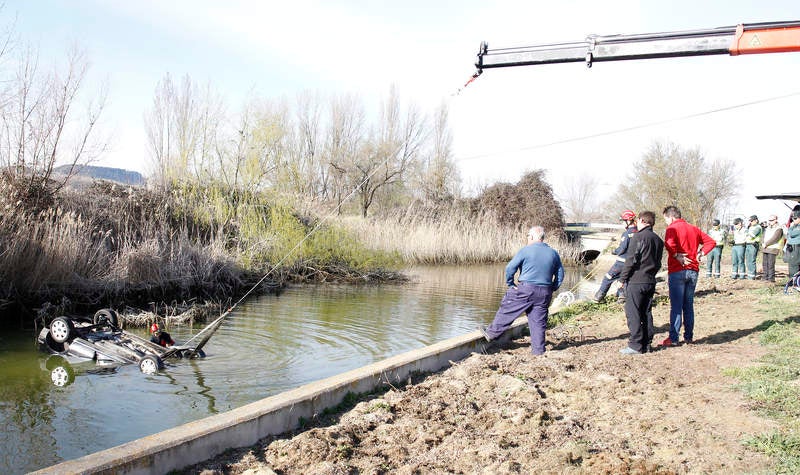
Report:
455,91,800,163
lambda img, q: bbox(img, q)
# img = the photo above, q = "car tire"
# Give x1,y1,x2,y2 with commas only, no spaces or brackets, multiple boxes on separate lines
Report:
93,309,119,328
50,364,75,387
182,348,206,359
139,355,163,374
50,317,74,343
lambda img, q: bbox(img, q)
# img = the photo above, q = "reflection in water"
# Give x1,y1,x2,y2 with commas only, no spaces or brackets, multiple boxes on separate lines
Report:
0,264,585,474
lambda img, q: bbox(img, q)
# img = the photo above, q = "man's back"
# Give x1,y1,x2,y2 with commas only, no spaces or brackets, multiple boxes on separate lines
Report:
665,219,715,273
505,242,564,288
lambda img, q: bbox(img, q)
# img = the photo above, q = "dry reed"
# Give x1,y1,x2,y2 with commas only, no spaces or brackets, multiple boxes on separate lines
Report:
336,204,581,265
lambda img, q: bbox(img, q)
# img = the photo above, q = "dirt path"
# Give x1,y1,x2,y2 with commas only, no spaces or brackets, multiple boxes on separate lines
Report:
190,278,792,474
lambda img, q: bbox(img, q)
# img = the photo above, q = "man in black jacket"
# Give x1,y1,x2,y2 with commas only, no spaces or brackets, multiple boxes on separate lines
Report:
618,210,664,354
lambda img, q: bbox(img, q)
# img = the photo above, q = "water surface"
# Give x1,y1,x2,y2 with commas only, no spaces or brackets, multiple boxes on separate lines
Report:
0,264,584,473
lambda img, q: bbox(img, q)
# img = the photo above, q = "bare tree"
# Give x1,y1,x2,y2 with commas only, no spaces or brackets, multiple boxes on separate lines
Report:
612,140,738,225
0,44,106,208
322,92,365,212
219,97,285,194
288,91,323,197
353,86,427,217
415,100,460,204
145,74,224,188
558,173,599,223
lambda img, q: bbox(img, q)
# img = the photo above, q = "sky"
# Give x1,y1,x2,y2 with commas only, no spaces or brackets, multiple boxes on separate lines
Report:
7,0,800,223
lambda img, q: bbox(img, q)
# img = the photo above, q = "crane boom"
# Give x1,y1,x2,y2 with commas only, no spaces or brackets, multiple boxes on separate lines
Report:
476,21,800,71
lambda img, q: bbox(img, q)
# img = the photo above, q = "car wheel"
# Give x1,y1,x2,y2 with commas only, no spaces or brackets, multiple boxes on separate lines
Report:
50,365,75,387
50,317,74,343
182,348,206,359
93,309,119,328
139,355,163,374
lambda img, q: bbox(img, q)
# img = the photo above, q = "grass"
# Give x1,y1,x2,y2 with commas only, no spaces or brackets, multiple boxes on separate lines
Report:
549,299,623,326
722,291,800,472
336,204,580,266
1,177,575,323
0,181,403,323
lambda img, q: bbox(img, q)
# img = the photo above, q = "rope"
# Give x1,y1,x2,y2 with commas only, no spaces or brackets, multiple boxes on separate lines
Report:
453,70,483,96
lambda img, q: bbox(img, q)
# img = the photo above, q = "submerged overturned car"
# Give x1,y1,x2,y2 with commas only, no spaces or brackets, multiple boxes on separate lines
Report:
38,309,214,375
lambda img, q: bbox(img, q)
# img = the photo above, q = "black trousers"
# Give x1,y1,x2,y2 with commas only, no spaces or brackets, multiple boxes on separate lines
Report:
624,282,655,353
763,252,777,281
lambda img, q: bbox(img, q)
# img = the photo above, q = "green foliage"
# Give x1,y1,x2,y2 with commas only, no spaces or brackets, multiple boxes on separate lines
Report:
744,433,800,473
169,182,400,276
549,299,621,325
725,315,800,471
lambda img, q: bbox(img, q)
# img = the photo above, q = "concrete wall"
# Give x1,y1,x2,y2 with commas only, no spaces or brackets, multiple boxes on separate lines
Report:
30,318,530,475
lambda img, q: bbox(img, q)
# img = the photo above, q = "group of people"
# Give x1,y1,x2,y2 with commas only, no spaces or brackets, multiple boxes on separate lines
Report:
709,209,800,282
481,204,800,357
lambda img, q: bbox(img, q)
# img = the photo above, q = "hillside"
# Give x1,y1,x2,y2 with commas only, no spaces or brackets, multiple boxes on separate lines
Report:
53,164,145,186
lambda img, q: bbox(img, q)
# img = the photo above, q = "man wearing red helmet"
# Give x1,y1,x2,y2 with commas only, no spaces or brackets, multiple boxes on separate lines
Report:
150,323,175,347
590,210,638,303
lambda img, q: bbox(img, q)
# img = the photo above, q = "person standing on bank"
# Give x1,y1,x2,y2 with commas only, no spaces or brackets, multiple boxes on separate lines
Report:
481,226,565,356
662,206,717,347
745,215,763,279
618,211,664,355
761,214,784,283
591,210,638,303
706,219,726,278
785,209,800,277
730,218,748,279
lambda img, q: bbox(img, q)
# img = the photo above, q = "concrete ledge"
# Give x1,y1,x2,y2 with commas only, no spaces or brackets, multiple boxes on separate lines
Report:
31,317,530,475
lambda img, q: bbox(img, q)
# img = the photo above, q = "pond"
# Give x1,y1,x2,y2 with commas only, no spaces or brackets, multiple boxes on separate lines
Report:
0,264,586,474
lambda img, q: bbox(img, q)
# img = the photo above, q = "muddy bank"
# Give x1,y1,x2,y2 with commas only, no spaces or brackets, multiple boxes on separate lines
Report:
185,276,793,474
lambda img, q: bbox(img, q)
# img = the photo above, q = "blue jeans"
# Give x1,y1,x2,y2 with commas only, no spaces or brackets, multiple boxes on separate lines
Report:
706,246,722,277
745,244,759,279
668,270,698,343
730,245,746,278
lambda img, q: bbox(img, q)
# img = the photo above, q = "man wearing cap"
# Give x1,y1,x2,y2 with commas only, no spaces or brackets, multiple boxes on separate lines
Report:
730,218,747,279
481,225,564,356
590,210,638,303
761,214,784,282
745,215,763,280
705,219,726,278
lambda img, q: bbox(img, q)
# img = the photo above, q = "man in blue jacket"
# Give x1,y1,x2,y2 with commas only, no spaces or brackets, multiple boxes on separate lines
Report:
481,226,564,356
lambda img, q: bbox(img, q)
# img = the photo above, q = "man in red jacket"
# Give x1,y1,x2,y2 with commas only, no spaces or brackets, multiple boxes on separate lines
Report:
661,206,717,347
